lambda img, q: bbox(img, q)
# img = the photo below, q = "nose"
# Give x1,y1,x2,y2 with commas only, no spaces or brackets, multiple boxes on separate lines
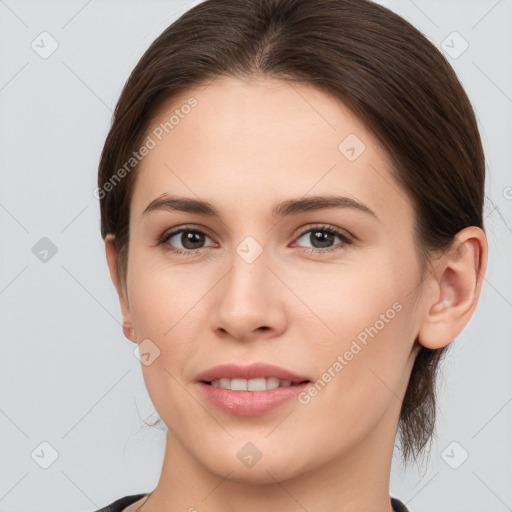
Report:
211,244,287,342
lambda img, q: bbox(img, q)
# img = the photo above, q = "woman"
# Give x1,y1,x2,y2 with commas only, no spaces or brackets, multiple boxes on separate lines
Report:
94,0,487,510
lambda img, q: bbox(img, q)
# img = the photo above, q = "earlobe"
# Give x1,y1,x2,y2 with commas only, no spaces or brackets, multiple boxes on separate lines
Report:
417,227,487,350
105,234,137,343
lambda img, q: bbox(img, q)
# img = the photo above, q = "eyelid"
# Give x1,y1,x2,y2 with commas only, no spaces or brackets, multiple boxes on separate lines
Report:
294,223,354,241
157,223,216,245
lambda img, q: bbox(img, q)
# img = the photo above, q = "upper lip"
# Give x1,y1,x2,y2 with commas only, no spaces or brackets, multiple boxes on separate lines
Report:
196,363,310,383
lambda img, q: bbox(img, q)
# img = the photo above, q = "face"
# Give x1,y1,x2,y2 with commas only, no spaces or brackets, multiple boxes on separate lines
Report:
116,76,426,483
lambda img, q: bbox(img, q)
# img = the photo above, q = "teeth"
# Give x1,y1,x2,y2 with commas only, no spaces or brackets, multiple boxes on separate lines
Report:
210,377,295,391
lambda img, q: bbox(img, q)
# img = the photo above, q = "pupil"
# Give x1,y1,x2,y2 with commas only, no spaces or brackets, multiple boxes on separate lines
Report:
312,230,333,248
183,231,204,249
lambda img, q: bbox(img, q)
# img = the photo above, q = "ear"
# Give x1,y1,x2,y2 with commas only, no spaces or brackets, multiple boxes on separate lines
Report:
105,234,137,343
417,226,487,349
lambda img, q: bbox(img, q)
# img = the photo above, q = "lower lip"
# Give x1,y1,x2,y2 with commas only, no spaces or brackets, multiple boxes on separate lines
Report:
197,382,310,416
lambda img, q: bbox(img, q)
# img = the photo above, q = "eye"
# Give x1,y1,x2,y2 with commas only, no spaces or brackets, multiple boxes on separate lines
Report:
158,226,216,256
293,224,353,254
157,223,353,256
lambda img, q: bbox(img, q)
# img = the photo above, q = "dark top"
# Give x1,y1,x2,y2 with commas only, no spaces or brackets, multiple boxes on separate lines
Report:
92,493,411,511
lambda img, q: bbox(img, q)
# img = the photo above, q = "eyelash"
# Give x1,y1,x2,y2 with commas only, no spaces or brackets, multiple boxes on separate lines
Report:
157,223,353,257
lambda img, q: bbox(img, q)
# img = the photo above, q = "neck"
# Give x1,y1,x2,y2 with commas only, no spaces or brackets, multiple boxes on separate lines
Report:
141,405,399,512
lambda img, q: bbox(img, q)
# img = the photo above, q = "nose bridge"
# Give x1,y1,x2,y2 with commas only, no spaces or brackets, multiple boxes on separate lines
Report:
226,235,272,304
213,234,284,338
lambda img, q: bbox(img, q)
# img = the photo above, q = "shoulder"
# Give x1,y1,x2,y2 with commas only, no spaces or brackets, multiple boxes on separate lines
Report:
90,493,149,512
391,497,411,512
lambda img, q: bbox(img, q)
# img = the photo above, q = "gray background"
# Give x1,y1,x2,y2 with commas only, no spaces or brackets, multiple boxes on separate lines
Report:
0,1,510,511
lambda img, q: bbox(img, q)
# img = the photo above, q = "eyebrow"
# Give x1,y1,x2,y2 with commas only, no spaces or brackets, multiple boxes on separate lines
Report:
142,194,378,220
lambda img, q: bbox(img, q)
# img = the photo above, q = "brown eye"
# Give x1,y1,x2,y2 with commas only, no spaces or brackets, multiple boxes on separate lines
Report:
294,225,353,253
159,227,216,255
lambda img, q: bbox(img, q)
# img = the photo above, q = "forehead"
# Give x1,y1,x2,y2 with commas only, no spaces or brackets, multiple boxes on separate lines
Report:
131,76,411,224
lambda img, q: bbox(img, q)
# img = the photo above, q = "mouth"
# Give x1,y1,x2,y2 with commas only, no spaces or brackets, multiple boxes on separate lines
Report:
202,377,311,391
195,362,312,415
195,362,311,390
197,374,312,416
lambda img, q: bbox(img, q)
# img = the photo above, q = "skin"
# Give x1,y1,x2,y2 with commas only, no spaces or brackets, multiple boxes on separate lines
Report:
105,76,487,512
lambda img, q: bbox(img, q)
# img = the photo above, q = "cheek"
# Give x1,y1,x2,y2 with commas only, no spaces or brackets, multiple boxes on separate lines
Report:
291,285,415,459
290,257,412,338
127,247,194,335
127,255,202,424
126,249,208,380
292,254,420,396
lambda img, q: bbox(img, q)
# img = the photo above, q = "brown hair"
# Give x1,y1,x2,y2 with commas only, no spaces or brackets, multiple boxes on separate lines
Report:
98,0,485,469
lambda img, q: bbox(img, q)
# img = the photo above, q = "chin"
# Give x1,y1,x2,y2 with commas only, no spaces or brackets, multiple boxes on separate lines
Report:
201,449,309,486
222,465,297,485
